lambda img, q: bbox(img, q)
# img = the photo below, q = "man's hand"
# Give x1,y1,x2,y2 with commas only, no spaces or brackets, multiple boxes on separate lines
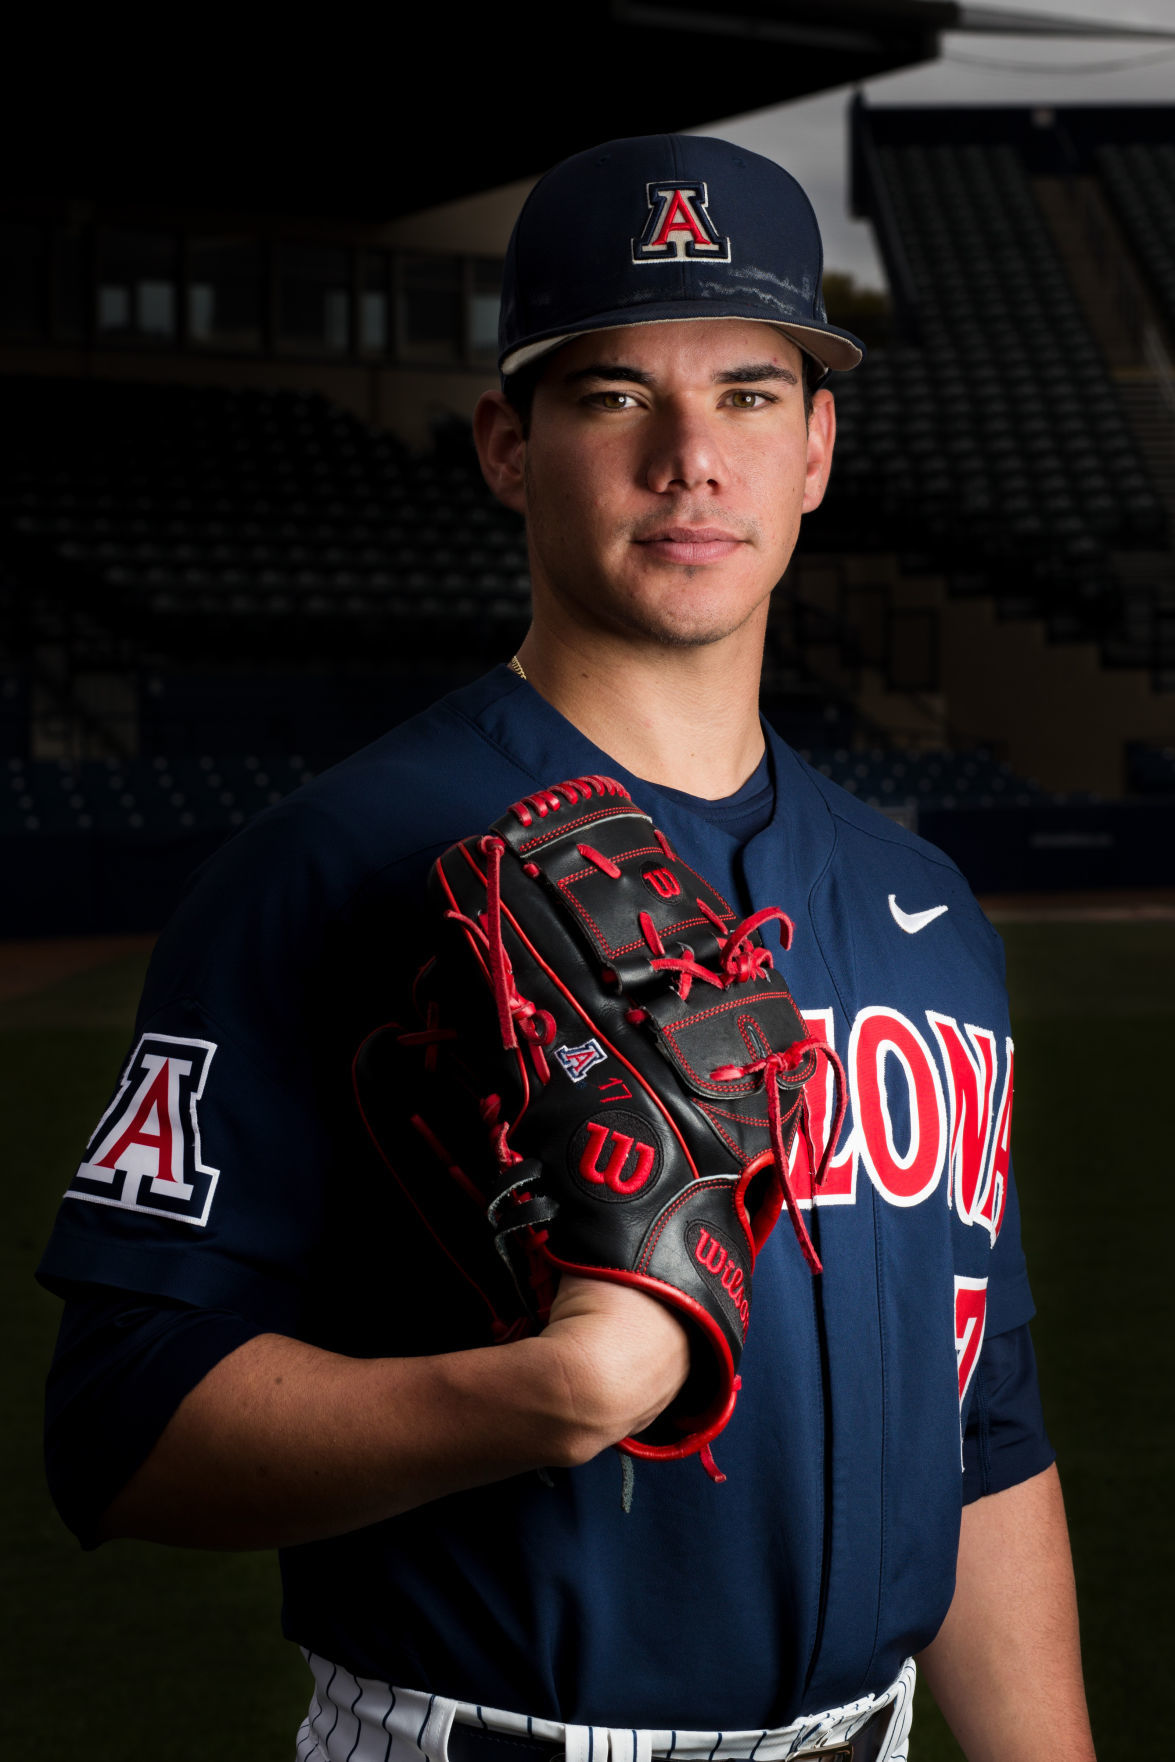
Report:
99,1275,689,1550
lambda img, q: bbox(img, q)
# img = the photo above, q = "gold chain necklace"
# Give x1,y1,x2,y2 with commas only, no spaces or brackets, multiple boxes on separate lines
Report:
507,654,527,681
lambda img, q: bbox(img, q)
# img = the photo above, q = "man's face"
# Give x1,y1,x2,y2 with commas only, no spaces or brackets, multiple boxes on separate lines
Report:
496,319,835,652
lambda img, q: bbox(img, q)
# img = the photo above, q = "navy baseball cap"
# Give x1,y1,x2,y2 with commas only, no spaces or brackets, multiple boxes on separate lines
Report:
498,133,864,386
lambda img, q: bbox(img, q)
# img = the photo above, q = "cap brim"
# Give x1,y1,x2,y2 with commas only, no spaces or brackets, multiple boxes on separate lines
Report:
500,312,864,379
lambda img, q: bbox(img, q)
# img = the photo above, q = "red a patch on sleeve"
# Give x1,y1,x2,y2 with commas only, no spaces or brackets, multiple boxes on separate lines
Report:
70,1032,220,1226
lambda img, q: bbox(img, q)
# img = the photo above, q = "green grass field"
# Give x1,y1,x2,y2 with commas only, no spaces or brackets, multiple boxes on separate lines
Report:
3,921,1171,1760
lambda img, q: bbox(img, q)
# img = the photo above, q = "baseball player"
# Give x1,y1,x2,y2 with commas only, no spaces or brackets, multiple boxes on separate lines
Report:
38,136,1096,1762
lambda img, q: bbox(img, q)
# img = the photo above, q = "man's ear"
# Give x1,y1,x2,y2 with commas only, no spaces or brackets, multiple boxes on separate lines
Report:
473,391,527,516
802,387,836,514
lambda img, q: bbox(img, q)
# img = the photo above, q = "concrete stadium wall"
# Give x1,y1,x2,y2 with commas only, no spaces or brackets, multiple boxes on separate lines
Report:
939,592,1172,798
791,558,1172,797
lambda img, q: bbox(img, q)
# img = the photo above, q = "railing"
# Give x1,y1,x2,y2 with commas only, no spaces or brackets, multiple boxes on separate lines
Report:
1071,176,1175,394
1143,323,1175,422
1062,176,1150,365
849,97,921,344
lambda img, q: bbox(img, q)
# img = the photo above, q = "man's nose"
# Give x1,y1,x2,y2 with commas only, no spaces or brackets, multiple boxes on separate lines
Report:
643,405,724,494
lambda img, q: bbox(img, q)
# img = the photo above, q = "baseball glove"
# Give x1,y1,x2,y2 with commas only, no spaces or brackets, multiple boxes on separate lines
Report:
354,775,844,1479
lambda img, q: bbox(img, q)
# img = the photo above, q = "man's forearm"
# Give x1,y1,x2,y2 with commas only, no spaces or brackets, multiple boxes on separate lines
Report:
99,1277,689,1549
916,1463,1096,1762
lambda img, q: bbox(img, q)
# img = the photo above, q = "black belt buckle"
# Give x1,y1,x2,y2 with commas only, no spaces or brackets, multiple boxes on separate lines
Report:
824,1705,894,1762
449,1725,564,1762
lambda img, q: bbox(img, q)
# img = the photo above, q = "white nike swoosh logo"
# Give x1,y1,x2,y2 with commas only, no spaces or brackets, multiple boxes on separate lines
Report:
888,894,949,934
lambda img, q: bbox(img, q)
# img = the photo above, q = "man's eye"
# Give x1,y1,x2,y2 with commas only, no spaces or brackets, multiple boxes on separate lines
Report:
591,390,638,410
726,390,771,409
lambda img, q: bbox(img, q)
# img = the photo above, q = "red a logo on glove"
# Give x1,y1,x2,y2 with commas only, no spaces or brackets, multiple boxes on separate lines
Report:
578,1121,657,1195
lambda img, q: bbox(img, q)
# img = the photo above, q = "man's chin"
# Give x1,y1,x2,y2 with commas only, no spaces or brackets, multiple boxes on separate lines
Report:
614,604,761,650
540,565,773,651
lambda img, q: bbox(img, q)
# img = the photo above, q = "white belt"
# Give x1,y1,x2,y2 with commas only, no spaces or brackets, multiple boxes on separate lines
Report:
295,1655,915,1762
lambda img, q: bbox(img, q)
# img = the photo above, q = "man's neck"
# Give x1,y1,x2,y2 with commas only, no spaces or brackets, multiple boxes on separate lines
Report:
513,620,767,801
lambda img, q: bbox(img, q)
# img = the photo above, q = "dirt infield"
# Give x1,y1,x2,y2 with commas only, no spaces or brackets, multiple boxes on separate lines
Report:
978,888,1175,923
3,889,1173,1004
0,934,157,1004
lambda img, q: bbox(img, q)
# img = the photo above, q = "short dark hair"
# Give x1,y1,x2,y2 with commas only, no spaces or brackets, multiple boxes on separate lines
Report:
502,345,822,436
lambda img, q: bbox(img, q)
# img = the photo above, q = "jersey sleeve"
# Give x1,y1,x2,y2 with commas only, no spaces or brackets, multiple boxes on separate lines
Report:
45,1288,262,1545
961,1320,1055,1501
983,1153,1035,1337
955,912,1051,1489
978,913,1036,1341
36,796,409,1332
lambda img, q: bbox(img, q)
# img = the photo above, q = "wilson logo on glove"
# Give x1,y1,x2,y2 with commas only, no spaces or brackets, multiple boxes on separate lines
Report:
353,775,844,1484
641,864,682,899
688,1223,750,1336
573,1114,662,1199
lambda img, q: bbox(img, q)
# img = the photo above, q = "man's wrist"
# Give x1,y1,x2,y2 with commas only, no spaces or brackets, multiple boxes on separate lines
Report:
437,1334,619,1472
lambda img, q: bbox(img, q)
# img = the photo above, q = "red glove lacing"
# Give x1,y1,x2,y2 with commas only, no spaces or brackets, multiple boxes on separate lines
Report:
629,894,847,1276
444,835,556,1083
508,775,630,829
709,1038,847,1276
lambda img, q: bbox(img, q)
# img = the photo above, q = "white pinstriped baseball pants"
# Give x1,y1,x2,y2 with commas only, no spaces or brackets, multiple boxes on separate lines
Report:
295,1655,916,1762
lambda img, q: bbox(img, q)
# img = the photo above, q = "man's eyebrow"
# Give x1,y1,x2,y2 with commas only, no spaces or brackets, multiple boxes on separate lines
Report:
561,361,799,388
563,364,656,386
714,362,798,385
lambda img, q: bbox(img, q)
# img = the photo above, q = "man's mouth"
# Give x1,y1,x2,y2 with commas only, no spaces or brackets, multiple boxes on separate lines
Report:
634,527,745,565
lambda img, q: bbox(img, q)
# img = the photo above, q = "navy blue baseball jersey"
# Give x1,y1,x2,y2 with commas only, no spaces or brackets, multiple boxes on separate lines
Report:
39,666,1050,1728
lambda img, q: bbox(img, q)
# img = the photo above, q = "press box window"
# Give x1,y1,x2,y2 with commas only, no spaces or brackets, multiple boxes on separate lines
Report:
188,238,263,350
96,230,177,340
278,242,351,353
469,258,503,363
359,251,390,354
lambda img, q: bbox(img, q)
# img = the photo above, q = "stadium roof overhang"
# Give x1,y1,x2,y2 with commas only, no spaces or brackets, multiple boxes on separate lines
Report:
7,1,1175,222
954,4,1175,33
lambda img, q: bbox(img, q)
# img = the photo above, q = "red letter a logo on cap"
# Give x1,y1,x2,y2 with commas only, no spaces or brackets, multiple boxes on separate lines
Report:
633,181,731,265
651,189,710,249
